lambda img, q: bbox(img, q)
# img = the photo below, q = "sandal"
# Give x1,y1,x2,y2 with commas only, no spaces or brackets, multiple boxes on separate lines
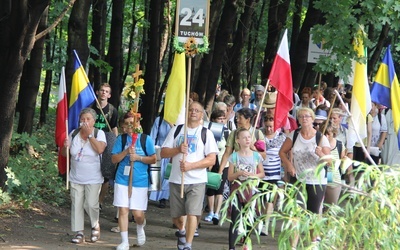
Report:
71,232,85,244
91,225,100,242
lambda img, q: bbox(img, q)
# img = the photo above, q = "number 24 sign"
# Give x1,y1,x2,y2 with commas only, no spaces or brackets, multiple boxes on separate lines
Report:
175,0,210,45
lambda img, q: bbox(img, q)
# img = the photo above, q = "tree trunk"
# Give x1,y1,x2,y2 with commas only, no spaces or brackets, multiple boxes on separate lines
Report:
38,31,55,128
226,0,258,94
261,0,290,83
367,23,390,79
108,0,125,108
207,0,238,101
89,0,107,89
194,0,224,103
0,0,50,189
247,0,267,86
290,0,302,58
141,0,164,133
66,0,91,94
17,7,49,135
290,0,323,90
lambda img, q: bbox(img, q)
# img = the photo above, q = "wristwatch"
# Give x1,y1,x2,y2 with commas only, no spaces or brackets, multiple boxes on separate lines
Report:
88,134,93,139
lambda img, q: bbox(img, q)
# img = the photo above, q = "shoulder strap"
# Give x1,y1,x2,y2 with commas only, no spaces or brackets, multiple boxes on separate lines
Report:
291,128,300,148
337,140,343,157
255,129,260,141
121,133,128,150
315,131,322,145
140,134,148,156
201,127,207,145
71,128,81,142
173,124,206,145
173,124,184,139
107,103,114,119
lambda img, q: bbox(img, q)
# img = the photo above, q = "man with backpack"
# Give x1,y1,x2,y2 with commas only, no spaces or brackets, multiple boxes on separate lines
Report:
161,101,219,250
91,83,119,210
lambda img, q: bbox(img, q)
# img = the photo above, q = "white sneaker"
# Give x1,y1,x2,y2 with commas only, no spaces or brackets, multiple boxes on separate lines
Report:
116,242,129,250
137,221,146,246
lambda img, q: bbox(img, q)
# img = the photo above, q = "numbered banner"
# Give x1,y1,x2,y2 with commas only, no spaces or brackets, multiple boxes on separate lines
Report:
175,0,210,45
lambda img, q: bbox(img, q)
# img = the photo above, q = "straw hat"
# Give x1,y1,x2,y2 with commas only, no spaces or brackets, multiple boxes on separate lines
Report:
262,91,277,108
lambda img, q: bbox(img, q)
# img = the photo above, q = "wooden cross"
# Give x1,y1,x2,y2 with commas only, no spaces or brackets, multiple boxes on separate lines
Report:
132,64,142,83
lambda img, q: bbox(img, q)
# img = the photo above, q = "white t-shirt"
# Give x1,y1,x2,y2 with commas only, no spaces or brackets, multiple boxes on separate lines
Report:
162,125,219,184
288,130,330,185
371,113,387,147
69,130,106,184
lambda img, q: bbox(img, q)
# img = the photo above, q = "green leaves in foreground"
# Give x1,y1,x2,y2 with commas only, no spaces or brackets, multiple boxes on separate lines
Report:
220,163,400,249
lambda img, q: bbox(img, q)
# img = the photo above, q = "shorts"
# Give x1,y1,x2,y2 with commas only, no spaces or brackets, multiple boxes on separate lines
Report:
170,182,206,218
258,179,280,203
113,183,148,211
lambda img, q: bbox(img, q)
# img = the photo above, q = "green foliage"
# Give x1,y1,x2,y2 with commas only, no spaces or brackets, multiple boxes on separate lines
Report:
220,162,400,249
5,109,68,207
312,0,400,82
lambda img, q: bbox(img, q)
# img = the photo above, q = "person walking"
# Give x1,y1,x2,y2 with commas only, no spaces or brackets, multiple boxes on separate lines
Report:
161,101,219,250
61,108,107,244
112,111,157,250
227,128,265,250
279,107,330,248
91,83,119,209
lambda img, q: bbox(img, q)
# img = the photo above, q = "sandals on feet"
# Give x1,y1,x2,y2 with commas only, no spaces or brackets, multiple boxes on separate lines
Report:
71,232,85,244
91,225,100,242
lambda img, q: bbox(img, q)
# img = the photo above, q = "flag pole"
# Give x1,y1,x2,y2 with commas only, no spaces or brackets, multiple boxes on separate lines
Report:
73,50,112,132
319,94,337,145
252,80,270,138
181,56,191,198
333,90,376,166
65,119,70,190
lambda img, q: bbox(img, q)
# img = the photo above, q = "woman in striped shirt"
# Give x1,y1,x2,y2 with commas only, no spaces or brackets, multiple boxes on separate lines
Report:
259,114,286,236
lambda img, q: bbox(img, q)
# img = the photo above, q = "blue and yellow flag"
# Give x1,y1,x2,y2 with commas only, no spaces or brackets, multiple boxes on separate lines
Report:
68,50,96,132
371,45,400,149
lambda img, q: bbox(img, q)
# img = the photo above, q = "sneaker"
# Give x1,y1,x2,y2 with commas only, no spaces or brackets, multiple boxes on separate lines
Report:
212,213,220,225
194,228,199,237
183,247,192,250
204,212,214,222
175,230,186,250
136,221,146,246
116,242,130,250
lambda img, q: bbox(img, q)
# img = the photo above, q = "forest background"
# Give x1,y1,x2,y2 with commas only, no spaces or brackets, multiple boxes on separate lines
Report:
0,0,400,197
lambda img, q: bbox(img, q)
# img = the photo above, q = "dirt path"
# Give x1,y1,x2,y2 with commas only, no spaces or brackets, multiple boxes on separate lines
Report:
0,196,280,250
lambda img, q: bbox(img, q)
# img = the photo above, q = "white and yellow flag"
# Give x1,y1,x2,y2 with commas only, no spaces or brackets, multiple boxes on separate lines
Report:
164,53,186,125
347,30,372,149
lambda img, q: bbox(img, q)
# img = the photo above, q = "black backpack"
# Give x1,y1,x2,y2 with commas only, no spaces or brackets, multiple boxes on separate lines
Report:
173,124,207,145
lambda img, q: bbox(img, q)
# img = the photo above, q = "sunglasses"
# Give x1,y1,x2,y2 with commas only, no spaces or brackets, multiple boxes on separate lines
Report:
313,122,323,127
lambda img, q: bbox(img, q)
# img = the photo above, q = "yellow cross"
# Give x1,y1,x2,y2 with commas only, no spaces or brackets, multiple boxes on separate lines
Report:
132,64,142,83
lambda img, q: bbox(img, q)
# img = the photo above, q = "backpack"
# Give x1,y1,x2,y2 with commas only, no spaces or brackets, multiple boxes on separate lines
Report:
173,124,207,145
291,128,322,148
291,128,326,177
114,133,152,185
70,128,102,164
